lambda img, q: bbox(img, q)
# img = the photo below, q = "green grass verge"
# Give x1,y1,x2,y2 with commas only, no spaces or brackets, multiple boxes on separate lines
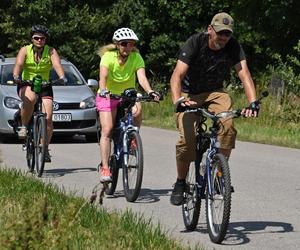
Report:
0,168,201,250
142,91,300,149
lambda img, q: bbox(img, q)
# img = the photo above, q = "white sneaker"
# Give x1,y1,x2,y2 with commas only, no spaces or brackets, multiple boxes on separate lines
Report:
18,126,27,139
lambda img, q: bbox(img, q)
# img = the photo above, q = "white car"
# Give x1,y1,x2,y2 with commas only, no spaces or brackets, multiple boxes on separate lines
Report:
0,56,99,142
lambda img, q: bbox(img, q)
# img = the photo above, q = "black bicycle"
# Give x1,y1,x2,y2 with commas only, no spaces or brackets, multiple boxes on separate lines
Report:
181,91,268,243
14,77,63,177
103,88,158,202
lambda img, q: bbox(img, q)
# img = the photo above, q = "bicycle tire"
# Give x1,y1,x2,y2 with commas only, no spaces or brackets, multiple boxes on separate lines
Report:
34,115,47,177
105,154,119,195
206,153,231,243
26,129,35,172
122,130,143,202
182,161,201,230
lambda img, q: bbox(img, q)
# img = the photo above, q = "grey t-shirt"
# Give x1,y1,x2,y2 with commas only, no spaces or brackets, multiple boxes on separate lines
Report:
177,32,246,94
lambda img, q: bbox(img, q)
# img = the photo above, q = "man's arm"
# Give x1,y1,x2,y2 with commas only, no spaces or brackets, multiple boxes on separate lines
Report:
170,60,189,104
235,59,258,116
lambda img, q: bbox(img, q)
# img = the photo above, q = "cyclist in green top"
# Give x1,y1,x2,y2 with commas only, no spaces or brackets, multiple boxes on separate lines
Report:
13,25,66,162
96,27,160,182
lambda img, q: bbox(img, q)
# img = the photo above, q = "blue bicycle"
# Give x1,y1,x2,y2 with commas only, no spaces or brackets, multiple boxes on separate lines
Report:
104,88,157,202
181,91,268,243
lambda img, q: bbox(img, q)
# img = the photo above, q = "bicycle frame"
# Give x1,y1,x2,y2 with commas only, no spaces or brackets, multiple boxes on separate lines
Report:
112,104,139,166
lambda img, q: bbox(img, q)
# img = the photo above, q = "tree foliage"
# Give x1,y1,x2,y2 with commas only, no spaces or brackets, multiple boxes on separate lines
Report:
0,0,299,93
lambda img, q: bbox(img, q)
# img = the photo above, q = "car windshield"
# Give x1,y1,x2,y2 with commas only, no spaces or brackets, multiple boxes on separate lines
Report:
0,64,85,86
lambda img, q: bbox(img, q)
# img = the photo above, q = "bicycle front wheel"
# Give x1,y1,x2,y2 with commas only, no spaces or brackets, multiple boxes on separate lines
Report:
34,115,47,177
182,162,201,230
122,130,143,202
206,153,231,243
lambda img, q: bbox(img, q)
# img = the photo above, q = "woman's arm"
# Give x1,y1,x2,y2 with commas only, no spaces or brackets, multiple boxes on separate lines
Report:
136,67,153,94
13,47,27,79
50,47,65,79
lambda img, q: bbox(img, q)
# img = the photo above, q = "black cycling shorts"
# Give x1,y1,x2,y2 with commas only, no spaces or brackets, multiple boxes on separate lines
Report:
17,83,53,99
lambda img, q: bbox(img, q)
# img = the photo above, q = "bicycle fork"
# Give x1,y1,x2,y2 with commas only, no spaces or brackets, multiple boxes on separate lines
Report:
122,126,139,166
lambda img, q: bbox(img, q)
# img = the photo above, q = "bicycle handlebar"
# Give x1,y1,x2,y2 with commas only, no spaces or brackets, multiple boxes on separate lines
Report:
182,91,269,121
110,93,159,103
19,78,64,87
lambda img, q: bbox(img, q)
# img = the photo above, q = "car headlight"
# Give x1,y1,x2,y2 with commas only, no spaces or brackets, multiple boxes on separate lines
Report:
4,97,22,109
80,96,95,109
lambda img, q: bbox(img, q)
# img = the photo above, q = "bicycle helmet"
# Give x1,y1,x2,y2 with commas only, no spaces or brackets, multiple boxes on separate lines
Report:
112,28,139,42
30,25,50,39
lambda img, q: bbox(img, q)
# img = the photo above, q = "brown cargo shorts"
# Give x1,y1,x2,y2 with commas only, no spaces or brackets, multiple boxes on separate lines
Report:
175,90,237,162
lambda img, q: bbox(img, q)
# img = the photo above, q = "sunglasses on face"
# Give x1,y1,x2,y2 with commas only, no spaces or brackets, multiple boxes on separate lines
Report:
32,36,46,41
217,30,232,37
211,26,232,38
119,41,135,48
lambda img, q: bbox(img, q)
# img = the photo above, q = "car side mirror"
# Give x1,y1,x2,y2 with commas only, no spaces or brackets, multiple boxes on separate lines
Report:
87,79,98,88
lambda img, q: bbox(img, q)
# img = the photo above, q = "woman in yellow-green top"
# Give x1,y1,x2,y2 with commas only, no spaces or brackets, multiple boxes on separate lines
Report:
13,25,66,163
96,27,160,182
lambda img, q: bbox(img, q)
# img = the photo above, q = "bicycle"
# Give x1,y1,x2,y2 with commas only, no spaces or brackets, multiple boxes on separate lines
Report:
13,76,63,177
180,91,268,243
102,88,158,202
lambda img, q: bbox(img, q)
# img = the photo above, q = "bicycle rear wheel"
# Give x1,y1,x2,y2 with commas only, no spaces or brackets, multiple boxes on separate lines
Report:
34,115,47,177
206,153,231,243
182,162,201,230
26,128,35,173
105,154,119,195
122,130,143,202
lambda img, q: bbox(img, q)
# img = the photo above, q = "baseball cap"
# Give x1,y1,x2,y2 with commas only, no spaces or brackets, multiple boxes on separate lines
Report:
211,12,234,33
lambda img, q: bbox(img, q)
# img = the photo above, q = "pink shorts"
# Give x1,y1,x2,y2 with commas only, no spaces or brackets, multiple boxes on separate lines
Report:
96,95,121,112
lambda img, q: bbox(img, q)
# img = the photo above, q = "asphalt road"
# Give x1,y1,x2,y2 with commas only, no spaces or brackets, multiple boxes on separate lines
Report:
1,126,300,250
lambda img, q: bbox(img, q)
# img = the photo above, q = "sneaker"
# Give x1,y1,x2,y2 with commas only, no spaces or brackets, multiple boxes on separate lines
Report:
17,126,27,139
44,147,51,163
170,181,188,206
99,167,112,183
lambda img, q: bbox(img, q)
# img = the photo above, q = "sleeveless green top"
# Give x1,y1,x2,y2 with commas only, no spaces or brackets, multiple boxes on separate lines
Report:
22,44,52,81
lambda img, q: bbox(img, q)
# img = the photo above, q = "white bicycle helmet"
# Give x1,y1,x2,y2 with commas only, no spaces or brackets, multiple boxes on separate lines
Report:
112,28,139,42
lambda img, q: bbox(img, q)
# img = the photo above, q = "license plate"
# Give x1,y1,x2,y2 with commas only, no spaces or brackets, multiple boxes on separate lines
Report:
53,113,72,122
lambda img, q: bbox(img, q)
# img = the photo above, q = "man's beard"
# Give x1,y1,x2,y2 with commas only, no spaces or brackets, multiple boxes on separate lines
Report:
213,41,222,50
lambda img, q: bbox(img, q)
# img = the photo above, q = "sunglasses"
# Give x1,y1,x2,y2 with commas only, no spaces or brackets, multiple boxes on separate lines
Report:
119,41,135,48
32,36,46,41
212,26,232,37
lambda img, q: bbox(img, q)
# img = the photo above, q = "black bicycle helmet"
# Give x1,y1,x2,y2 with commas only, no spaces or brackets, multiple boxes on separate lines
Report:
30,25,50,39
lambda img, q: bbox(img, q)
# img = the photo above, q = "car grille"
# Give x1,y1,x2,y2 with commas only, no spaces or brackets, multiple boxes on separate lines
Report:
53,119,96,129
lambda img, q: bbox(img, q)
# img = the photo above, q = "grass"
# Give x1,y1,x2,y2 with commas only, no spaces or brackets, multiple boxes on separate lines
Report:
0,168,201,250
142,90,300,149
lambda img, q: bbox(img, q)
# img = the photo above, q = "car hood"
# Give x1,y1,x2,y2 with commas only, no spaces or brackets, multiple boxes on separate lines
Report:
0,85,19,99
53,86,95,103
